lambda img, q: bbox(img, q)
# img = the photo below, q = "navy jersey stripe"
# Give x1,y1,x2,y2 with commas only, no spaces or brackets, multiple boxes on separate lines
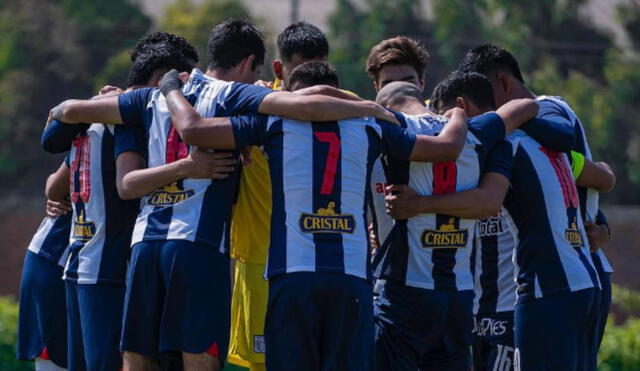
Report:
478,234,499,311
268,119,287,273
506,150,570,297
312,122,345,273
39,214,72,263
364,127,381,281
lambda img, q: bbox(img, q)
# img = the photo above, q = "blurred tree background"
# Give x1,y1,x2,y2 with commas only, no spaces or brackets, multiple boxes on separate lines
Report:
0,1,638,368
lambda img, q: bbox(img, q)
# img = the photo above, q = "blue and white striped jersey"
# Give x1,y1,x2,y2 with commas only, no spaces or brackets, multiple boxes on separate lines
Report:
472,209,517,314
43,123,142,285
27,215,72,267
537,96,612,273
502,130,600,301
231,114,416,280
375,112,511,291
117,68,271,252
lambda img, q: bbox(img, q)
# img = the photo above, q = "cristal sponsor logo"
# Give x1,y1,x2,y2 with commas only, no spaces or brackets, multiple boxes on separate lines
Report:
253,335,265,354
473,317,508,337
565,218,584,248
421,218,468,249
478,216,505,237
148,182,194,206
299,202,355,234
73,210,95,242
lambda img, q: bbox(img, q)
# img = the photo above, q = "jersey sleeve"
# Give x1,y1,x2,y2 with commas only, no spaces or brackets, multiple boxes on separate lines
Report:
520,118,576,153
114,125,147,160
537,100,573,128
230,113,270,147
467,112,506,150
118,87,154,127
377,119,417,161
483,140,513,180
224,83,273,114
41,120,88,154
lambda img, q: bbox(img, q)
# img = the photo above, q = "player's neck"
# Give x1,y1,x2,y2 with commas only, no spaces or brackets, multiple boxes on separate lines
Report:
205,67,240,83
398,100,433,116
510,83,536,100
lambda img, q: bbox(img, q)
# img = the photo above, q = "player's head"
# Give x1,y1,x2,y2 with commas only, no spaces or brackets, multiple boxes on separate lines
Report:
207,19,266,83
430,71,496,117
458,44,524,107
375,81,425,111
366,36,429,92
126,32,198,88
287,62,339,91
274,21,329,89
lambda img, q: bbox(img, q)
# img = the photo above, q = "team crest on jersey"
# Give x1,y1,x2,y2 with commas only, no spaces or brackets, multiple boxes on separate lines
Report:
148,182,194,206
73,210,96,242
478,216,505,237
299,202,355,234
421,218,468,248
565,217,584,248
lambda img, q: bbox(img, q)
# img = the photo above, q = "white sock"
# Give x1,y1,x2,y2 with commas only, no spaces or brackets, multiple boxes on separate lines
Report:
35,358,67,371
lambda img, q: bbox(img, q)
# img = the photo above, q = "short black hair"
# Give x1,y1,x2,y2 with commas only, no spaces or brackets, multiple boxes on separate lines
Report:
430,71,496,113
458,44,524,83
277,21,329,62
207,19,265,71
126,32,198,87
288,62,339,90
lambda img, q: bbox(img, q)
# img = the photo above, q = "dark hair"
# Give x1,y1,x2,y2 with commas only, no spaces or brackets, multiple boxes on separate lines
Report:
458,44,524,83
288,62,339,90
207,19,265,71
430,71,497,113
366,36,429,82
277,21,329,62
126,32,198,87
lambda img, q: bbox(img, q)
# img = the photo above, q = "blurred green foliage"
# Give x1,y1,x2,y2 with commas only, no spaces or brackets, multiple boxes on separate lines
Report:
0,297,32,370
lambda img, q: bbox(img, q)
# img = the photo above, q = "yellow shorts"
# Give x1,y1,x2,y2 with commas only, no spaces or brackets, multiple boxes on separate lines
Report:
228,260,268,365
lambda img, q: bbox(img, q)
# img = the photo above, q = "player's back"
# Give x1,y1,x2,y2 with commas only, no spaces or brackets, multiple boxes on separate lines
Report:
502,130,599,300
259,116,396,281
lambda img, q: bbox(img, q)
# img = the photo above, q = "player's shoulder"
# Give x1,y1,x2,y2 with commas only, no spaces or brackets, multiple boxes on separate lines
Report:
402,112,446,134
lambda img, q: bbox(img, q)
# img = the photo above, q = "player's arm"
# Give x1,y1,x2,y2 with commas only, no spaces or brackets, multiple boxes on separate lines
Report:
293,85,363,101
495,98,539,134
45,161,70,202
42,119,88,153
519,118,576,152
385,173,509,220
570,152,615,193
116,150,236,199
408,107,468,162
49,96,123,125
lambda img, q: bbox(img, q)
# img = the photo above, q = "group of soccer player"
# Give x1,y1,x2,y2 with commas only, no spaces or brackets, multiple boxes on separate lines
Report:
16,18,616,371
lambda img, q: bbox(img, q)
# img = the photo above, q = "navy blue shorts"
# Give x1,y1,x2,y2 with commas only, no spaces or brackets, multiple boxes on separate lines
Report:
66,282,125,371
120,240,230,362
374,280,474,371
17,251,67,368
473,311,515,371
514,288,596,371
265,272,374,371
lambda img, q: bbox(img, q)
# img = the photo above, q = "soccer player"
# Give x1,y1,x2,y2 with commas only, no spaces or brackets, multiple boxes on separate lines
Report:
387,75,614,371
156,60,469,370
47,20,400,371
371,76,577,371
365,36,429,92
42,32,200,371
227,22,329,371
17,165,71,371
457,44,615,366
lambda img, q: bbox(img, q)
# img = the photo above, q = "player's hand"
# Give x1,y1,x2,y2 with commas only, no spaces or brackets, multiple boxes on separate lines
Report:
255,80,274,89
159,69,184,96
385,184,422,220
46,199,72,218
585,221,610,252
371,103,400,125
443,107,466,120
240,146,253,166
181,149,236,179
368,223,379,253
